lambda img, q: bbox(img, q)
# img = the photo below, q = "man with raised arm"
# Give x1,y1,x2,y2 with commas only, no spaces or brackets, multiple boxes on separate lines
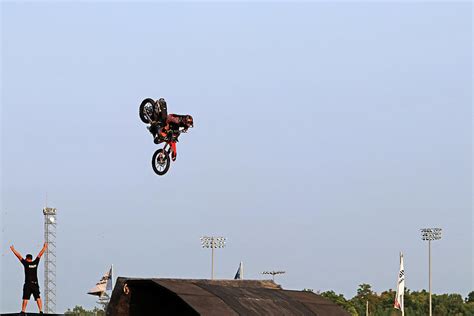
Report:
10,243,48,315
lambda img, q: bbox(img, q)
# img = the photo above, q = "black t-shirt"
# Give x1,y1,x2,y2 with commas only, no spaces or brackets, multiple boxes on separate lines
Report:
21,257,40,283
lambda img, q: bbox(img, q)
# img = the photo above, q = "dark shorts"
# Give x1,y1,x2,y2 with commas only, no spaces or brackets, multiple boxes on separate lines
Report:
23,282,40,300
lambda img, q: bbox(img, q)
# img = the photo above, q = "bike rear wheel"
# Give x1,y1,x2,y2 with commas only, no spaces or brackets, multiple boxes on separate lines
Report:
152,149,171,176
139,98,157,123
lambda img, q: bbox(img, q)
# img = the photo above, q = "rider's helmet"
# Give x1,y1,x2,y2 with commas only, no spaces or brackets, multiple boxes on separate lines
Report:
185,115,194,128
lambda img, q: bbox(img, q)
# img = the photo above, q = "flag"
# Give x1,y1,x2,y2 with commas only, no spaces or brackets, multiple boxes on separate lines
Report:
88,265,113,297
234,261,243,280
394,252,405,315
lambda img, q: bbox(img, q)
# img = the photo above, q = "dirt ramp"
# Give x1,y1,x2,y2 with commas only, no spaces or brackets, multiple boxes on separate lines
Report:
107,277,350,316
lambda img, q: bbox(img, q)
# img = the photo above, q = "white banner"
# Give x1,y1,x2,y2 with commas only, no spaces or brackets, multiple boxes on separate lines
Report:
394,252,405,315
88,265,113,297
234,261,243,280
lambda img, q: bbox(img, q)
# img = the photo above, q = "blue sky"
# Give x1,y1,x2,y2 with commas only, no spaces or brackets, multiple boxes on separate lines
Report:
1,2,472,312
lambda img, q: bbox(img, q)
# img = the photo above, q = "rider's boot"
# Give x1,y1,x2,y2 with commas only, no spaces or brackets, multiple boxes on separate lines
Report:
149,123,160,143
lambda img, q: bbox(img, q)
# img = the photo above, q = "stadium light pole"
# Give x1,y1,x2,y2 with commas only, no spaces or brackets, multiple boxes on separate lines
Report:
200,236,226,280
43,207,57,314
261,270,286,281
421,228,442,316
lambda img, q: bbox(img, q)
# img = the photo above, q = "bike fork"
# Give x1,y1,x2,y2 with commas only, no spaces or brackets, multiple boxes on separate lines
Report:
163,143,170,154
164,142,177,157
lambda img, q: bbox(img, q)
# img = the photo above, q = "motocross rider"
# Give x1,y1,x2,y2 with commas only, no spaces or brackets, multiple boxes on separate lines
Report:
148,98,194,161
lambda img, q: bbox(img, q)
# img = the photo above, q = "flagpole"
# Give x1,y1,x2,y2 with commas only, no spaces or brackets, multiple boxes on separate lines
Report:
401,296,404,316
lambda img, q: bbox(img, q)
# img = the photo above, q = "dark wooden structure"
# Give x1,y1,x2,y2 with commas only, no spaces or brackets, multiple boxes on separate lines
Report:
107,277,350,315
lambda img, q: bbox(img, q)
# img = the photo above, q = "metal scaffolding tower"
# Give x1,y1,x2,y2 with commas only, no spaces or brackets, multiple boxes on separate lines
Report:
43,207,57,314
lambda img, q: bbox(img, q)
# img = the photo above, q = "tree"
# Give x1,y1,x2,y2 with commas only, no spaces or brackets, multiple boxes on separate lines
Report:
65,305,105,316
405,289,429,315
351,283,383,315
466,291,474,303
433,293,467,316
321,290,358,316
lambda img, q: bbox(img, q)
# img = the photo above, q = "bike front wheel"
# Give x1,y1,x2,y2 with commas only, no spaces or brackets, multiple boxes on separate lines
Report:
152,149,171,176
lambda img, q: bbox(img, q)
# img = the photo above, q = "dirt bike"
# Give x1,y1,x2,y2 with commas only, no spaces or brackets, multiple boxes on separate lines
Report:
139,98,190,176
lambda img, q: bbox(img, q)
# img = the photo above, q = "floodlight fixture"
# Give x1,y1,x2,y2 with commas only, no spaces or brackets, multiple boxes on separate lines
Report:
43,207,56,216
421,228,442,241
